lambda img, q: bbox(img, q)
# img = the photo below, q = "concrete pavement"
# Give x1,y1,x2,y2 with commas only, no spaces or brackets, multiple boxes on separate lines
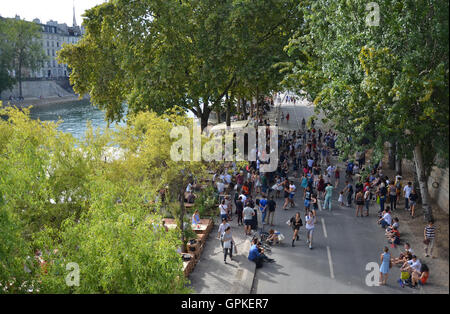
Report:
252,98,422,294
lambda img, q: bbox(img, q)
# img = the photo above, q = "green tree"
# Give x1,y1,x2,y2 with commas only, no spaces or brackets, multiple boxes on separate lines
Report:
0,104,206,293
58,0,300,129
0,19,16,95
0,18,47,98
284,0,449,220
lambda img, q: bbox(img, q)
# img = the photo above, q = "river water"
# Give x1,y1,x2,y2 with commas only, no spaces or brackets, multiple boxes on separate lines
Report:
29,99,127,140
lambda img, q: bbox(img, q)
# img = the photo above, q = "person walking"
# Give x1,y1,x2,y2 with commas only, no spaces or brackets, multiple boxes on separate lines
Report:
378,183,387,213
379,246,391,285
388,182,397,211
259,195,268,226
243,204,255,236
222,226,234,264
288,180,296,208
403,182,413,211
217,218,230,248
282,178,290,210
343,181,353,207
305,210,316,249
424,219,436,258
289,212,303,247
219,199,228,221
266,195,276,226
364,187,371,216
355,190,364,217
235,196,244,226
286,113,290,124
409,188,418,218
323,183,333,211
303,185,312,213
334,167,340,187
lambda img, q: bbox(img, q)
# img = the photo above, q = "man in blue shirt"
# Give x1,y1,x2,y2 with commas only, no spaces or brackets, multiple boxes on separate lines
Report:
259,197,268,225
248,239,274,268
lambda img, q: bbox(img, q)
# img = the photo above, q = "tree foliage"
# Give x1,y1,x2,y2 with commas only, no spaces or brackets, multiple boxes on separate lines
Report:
58,0,301,128
283,0,449,219
0,18,47,97
0,102,205,293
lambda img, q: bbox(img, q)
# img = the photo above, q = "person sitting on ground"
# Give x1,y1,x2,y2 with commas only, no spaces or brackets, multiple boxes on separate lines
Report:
411,264,429,288
401,255,422,275
266,228,280,246
385,217,400,238
378,207,392,229
394,243,414,263
248,238,274,268
387,226,401,247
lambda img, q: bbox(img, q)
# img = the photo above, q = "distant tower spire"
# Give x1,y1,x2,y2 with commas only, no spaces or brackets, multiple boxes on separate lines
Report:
73,0,77,27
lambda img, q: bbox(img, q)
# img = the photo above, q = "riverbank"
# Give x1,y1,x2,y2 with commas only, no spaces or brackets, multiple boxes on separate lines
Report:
1,95,88,109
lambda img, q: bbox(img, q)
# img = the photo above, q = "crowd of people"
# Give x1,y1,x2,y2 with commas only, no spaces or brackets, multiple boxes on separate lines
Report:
204,93,436,290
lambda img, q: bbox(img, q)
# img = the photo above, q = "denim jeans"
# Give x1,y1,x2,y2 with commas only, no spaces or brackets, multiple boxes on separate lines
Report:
379,196,386,212
324,195,332,211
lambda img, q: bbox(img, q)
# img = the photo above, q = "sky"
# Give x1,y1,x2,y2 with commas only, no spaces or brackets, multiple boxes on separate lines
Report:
0,0,107,26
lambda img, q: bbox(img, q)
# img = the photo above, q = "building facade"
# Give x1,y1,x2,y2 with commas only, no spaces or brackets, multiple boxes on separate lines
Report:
30,17,83,79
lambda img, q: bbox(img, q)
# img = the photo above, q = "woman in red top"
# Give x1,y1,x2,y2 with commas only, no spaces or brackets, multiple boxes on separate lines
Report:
286,113,290,123
334,168,340,186
411,264,429,287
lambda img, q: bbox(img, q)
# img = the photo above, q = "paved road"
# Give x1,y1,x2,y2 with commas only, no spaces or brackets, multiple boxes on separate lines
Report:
252,97,421,294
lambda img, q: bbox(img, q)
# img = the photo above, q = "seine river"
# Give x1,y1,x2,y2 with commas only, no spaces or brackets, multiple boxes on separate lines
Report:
29,99,127,140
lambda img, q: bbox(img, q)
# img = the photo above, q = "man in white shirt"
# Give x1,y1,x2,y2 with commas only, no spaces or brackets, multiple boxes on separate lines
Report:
403,182,413,210
224,173,232,184
243,206,255,235
327,165,336,178
216,180,225,194
379,209,392,229
307,158,314,170
406,255,422,273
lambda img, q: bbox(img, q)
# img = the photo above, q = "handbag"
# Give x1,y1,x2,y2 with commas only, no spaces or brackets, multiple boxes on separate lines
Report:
401,271,410,280
423,238,430,245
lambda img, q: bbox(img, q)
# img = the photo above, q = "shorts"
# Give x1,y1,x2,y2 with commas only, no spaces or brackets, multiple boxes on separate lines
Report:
304,199,311,208
221,214,228,221
244,219,252,226
284,191,289,198
289,193,295,199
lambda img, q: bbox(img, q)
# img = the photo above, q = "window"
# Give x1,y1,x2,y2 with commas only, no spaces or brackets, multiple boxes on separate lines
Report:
52,50,55,56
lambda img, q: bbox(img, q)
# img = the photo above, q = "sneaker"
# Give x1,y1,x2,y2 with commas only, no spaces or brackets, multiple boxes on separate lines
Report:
309,244,312,249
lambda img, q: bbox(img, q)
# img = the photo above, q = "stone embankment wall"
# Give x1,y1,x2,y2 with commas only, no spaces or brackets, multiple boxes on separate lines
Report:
400,158,448,215
1,80,74,99
428,166,449,214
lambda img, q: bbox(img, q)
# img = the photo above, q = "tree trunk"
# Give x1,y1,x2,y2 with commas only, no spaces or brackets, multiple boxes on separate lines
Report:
18,59,23,98
395,142,402,175
242,98,248,120
388,142,396,170
178,188,187,253
200,107,210,131
226,93,231,127
412,144,432,221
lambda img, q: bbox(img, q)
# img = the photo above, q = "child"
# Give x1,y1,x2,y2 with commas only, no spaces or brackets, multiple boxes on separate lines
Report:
338,191,344,206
